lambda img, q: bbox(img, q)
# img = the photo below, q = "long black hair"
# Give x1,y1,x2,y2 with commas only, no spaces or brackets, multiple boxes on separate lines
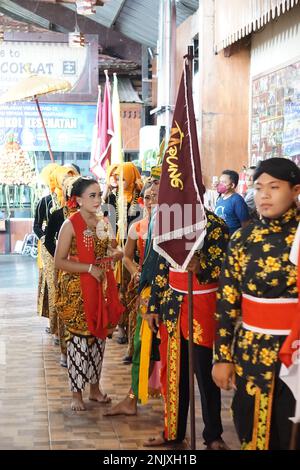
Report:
71,177,99,198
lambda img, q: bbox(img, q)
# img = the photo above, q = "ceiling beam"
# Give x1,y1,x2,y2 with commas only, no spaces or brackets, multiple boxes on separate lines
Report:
0,0,51,30
109,0,126,26
34,1,105,4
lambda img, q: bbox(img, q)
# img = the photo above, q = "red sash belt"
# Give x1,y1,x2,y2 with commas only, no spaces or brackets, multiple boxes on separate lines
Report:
242,294,298,335
169,268,218,295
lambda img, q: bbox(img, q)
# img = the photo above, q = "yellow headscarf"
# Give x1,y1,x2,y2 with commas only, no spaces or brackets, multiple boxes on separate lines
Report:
106,163,119,185
40,163,60,191
115,162,143,203
52,166,79,207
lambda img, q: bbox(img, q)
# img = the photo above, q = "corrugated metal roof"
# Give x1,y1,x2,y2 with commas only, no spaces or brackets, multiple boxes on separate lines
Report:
176,0,200,22
117,77,142,103
0,0,50,30
62,0,126,28
99,76,142,102
62,0,199,46
116,0,160,46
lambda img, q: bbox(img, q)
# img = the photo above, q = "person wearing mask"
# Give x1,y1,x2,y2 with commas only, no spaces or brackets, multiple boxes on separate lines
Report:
215,169,250,235
212,158,300,450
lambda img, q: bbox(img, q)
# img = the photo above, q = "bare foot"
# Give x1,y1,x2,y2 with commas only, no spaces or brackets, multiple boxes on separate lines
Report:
89,383,112,403
143,432,167,447
143,432,182,447
71,397,86,411
103,395,137,416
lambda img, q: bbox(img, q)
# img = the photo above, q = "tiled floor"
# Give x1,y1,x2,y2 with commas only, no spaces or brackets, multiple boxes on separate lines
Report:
0,255,240,450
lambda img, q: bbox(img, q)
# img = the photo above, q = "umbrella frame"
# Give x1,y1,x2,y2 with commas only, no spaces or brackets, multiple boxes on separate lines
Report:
34,97,55,163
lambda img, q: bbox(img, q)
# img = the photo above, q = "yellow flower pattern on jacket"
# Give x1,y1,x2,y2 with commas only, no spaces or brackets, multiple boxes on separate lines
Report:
147,210,229,344
214,207,299,392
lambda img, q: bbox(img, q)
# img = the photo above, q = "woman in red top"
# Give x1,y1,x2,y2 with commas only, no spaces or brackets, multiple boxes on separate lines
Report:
55,177,123,411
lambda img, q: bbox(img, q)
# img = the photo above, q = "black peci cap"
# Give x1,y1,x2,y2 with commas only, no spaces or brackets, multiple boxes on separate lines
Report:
253,157,300,185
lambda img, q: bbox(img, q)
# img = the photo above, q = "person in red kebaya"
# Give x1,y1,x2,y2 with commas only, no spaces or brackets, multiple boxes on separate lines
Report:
55,177,123,411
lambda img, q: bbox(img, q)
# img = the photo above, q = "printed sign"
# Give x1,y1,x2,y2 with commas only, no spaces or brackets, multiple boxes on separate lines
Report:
0,102,97,153
0,35,98,101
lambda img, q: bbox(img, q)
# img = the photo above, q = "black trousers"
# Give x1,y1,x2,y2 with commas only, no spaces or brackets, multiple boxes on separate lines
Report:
232,372,300,450
176,335,223,444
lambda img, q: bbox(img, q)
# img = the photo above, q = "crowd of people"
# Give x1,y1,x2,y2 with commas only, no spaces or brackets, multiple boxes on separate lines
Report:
33,156,300,450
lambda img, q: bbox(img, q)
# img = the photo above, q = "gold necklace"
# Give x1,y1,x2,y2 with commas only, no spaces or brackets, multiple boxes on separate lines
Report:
81,213,96,250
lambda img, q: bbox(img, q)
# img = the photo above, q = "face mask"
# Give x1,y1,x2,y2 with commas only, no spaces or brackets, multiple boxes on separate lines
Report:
217,183,228,194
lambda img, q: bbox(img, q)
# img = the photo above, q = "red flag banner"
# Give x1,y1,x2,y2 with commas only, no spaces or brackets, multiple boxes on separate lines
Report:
90,85,102,178
153,60,207,270
90,70,114,179
280,227,300,368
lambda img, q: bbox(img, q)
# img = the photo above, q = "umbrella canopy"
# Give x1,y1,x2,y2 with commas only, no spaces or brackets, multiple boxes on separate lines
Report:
0,74,71,104
0,74,72,162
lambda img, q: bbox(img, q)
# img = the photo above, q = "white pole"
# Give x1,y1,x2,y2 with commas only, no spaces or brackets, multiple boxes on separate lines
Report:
157,0,176,138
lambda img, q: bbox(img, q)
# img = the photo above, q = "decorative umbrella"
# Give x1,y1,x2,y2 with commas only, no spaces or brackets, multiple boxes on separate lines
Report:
0,74,72,162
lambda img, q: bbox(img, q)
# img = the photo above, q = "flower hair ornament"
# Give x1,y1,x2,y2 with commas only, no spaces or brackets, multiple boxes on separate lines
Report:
66,175,81,199
67,195,78,209
137,196,144,207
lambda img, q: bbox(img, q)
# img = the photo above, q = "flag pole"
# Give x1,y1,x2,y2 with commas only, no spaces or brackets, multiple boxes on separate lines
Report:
187,44,196,451
290,422,299,450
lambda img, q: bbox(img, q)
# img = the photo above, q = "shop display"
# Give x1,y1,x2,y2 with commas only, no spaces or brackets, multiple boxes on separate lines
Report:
0,136,38,215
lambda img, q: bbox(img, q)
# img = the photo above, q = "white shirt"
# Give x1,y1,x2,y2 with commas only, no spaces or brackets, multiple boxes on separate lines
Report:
290,222,300,265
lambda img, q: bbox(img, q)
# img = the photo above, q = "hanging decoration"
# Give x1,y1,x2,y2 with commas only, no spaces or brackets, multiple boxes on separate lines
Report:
76,0,97,16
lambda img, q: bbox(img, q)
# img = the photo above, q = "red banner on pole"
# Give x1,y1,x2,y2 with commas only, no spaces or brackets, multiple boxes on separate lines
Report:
90,71,113,179
153,60,206,269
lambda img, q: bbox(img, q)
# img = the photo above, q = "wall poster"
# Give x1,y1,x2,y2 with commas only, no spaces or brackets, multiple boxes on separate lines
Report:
251,59,300,167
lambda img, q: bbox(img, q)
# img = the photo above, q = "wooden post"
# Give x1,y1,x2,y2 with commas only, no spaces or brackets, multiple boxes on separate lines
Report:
289,422,299,450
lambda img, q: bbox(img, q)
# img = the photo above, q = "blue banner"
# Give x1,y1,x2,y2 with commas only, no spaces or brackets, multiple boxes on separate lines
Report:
0,102,97,153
